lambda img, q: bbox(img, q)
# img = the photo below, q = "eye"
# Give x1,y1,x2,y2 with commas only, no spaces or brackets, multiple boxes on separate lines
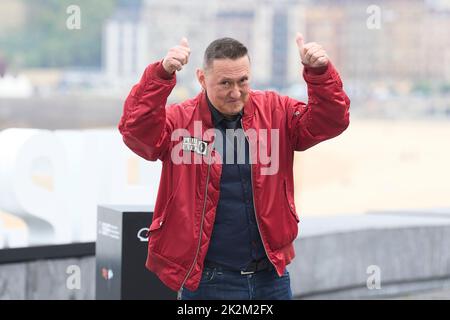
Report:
239,77,249,85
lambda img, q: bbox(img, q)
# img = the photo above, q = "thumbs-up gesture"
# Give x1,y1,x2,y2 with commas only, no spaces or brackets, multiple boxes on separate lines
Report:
296,33,329,68
162,37,191,74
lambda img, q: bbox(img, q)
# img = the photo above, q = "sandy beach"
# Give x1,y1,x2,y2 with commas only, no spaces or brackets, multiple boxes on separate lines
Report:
293,118,450,216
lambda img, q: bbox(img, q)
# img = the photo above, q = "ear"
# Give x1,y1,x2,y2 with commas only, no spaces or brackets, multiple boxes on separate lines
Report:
196,69,206,91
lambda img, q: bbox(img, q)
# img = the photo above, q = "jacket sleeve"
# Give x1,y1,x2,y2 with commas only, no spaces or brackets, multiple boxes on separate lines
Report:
284,62,350,151
118,61,177,161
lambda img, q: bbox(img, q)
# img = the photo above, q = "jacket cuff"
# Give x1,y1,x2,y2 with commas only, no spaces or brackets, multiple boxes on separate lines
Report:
302,61,336,84
155,60,175,80
302,62,329,75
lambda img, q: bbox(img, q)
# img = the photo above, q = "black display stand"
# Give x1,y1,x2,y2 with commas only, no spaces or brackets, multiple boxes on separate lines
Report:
96,205,177,300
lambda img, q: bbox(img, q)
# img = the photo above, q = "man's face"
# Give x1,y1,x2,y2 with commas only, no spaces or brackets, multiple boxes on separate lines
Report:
197,56,251,117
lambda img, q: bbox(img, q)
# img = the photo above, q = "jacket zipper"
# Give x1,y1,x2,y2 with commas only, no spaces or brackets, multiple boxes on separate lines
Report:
178,141,213,299
240,119,275,270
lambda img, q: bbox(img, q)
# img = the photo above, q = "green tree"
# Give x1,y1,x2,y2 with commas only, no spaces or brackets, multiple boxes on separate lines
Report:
1,0,118,68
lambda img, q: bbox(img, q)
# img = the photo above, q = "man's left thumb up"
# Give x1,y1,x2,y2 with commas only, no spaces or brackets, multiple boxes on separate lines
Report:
296,32,305,61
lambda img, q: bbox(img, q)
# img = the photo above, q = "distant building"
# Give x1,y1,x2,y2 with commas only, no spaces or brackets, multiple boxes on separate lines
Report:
309,0,450,84
0,74,33,98
102,0,450,91
102,0,308,89
0,0,26,37
103,3,149,83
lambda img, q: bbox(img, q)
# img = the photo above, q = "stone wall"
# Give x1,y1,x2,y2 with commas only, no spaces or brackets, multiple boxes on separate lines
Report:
0,256,95,299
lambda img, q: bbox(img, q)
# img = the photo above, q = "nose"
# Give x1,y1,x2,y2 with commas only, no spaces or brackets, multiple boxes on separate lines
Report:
229,86,241,100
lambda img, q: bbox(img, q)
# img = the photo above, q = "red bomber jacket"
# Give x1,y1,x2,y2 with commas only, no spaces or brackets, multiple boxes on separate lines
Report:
118,60,350,292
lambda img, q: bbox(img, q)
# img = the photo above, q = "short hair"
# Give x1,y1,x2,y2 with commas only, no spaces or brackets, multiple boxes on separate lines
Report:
203,37,249,70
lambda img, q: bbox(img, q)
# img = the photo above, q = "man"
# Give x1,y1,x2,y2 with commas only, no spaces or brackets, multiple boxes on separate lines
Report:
118,34,350,300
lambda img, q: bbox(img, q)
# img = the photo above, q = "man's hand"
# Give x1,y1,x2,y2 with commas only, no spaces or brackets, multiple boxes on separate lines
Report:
296,32,329,68
162,37,191,74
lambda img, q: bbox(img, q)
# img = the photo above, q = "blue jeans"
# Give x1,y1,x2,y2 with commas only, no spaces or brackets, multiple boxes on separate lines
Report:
180,264,292,300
